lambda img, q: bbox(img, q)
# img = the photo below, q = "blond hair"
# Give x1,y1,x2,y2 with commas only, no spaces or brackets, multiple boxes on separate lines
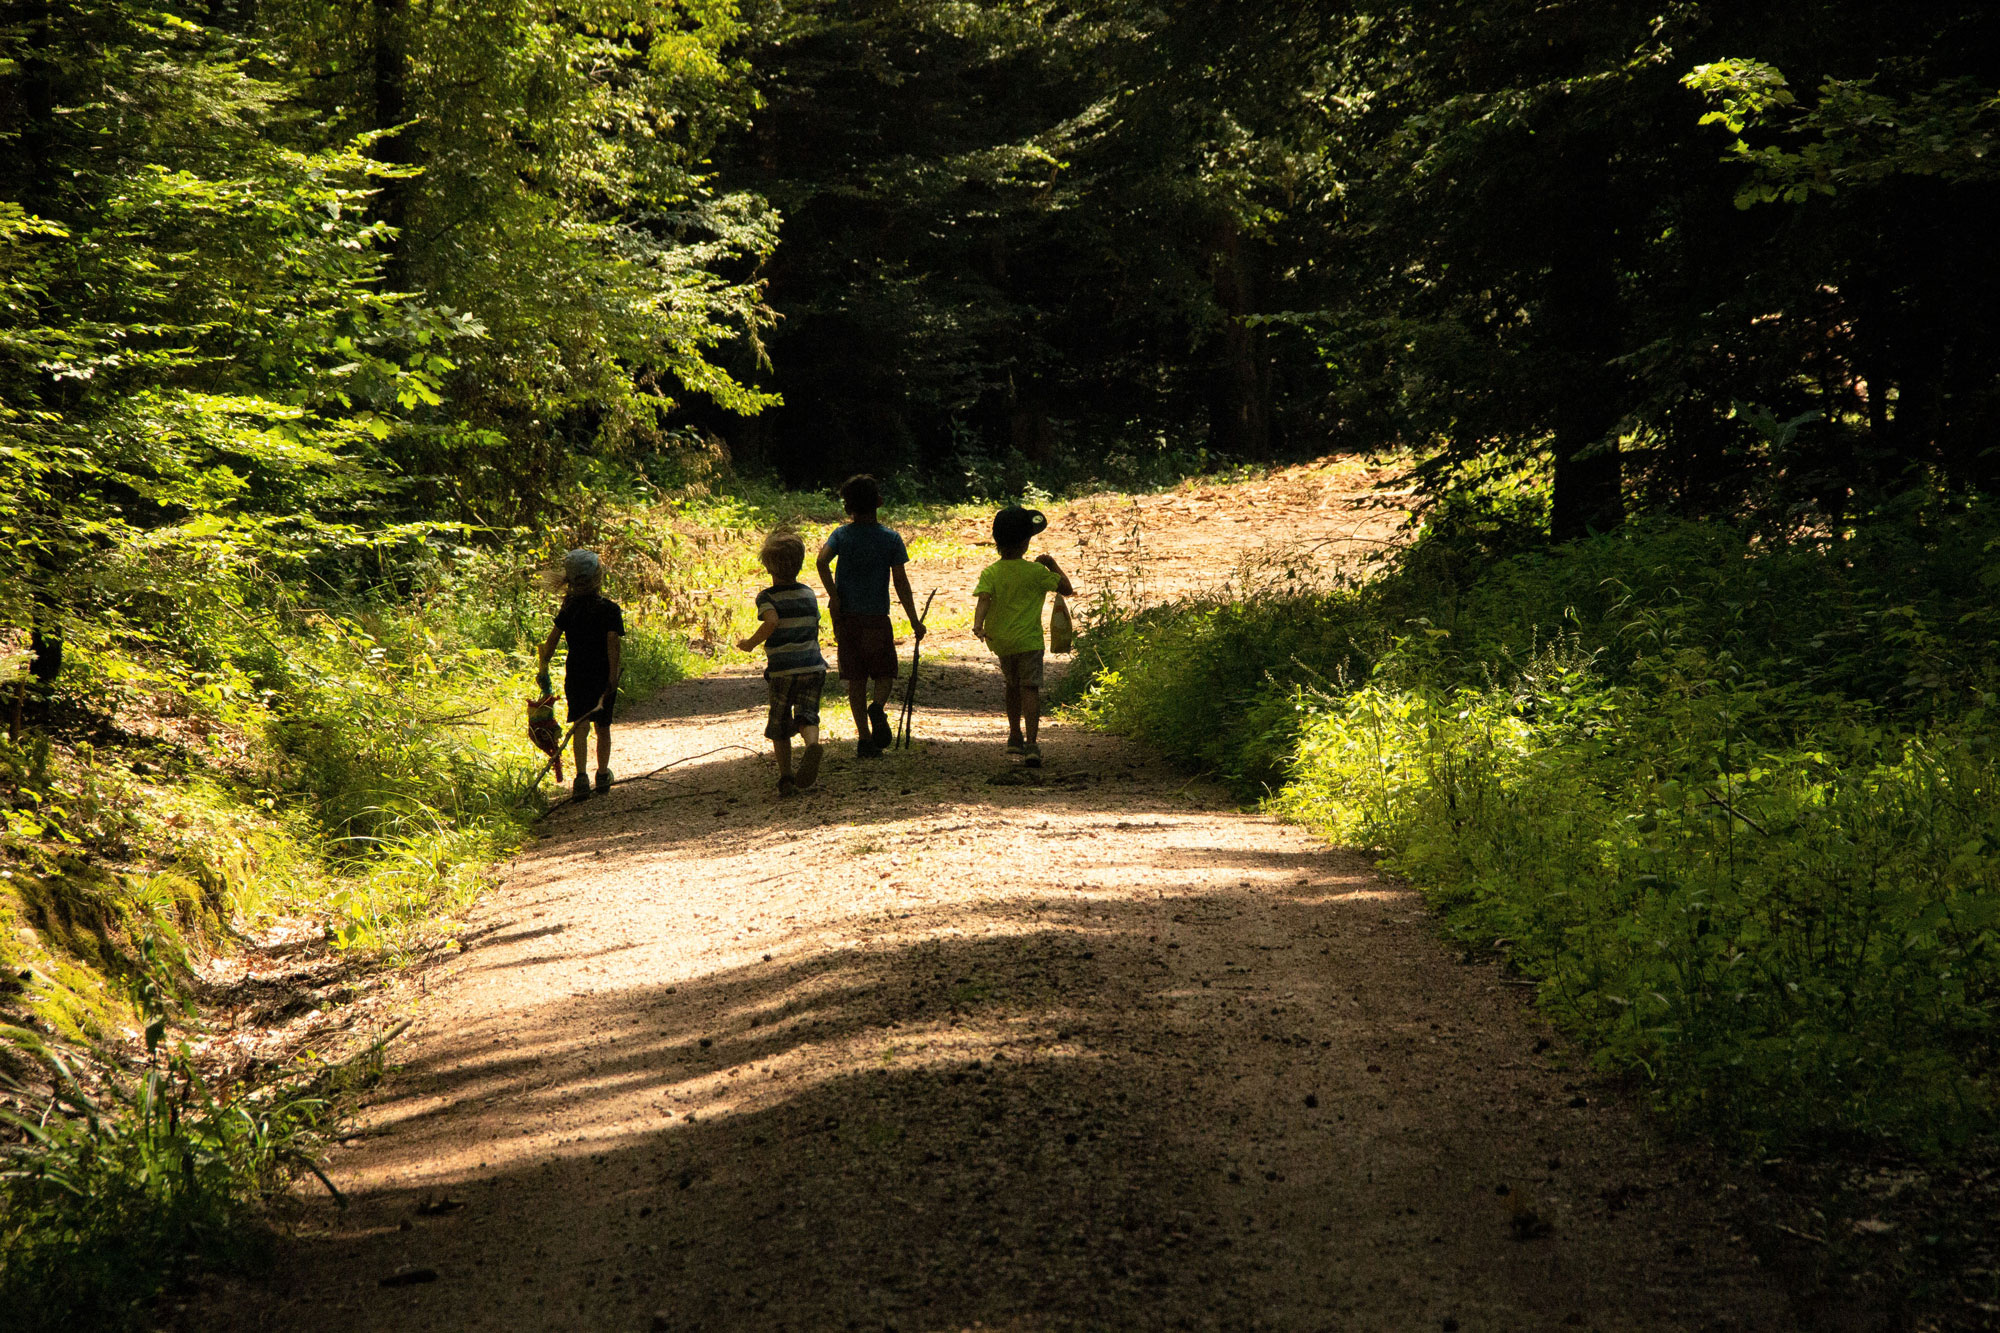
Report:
759,529,806,580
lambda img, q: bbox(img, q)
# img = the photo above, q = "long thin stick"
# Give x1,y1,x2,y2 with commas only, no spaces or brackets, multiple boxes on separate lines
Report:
532,744,761,821
898,589,937,748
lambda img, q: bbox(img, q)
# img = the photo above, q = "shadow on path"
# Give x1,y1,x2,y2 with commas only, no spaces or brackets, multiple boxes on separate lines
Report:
229,885,1781,1332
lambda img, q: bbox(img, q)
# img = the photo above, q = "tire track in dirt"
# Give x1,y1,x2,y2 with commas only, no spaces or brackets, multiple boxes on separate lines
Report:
203,466,1791,1332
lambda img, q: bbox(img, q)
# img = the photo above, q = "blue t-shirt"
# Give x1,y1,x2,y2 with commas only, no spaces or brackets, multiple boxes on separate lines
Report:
820,522,909,616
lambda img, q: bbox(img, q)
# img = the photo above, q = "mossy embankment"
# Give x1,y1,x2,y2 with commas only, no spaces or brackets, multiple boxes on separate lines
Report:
2,480,976,1329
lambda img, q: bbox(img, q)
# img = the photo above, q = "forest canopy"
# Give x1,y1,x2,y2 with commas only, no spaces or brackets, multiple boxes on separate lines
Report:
5,0,1997,571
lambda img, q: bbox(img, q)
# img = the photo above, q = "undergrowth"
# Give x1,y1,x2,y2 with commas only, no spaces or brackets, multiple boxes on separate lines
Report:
1068,496,2000,1157
0,1020,370,1333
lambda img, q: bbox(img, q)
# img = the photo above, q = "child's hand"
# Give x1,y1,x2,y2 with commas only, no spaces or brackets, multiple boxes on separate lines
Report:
734,635,757,652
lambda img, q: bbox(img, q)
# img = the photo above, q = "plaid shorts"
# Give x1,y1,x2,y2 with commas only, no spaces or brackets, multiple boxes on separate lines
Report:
765,670,825,741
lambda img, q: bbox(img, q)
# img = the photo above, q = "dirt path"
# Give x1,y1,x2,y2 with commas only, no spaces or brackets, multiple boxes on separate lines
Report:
209,466,1790,1332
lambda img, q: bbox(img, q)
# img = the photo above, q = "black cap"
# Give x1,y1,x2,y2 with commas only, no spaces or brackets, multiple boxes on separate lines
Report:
993,506,1048,546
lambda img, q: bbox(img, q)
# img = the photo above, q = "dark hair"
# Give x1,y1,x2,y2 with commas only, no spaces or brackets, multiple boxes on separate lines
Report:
997,538,1031,559
839,474,882,516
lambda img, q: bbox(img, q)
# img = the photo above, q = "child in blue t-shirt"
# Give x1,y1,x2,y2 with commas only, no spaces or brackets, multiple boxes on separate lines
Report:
816,474,928,758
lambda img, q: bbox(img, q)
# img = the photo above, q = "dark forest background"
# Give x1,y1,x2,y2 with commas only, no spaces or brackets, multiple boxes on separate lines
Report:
713,1,2000,531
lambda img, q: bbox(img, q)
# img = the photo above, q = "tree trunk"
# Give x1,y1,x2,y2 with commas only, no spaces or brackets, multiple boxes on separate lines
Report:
373,0,413,287
1208,213,1271,459
10,0,63,216
1545,148,1624,542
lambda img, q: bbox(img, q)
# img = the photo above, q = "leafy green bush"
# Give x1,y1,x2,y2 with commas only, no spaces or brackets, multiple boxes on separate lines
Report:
1070,504,2000,1153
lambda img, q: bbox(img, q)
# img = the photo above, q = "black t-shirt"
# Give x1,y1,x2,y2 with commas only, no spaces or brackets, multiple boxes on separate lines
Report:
554,594,625,689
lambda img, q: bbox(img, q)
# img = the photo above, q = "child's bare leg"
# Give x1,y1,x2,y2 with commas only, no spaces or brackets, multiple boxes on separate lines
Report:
1022,686,1041,744
792,722,822,789
1004,675,1023,741
870,677,894,709
773,734,793,777
846,677,869,741
571,725,589,776
593,720,613,775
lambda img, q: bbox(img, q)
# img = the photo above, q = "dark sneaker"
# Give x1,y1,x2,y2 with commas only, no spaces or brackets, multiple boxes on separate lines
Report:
796,742,823,790
594,769,612,794
778,773,798,798
856,739,882,760
571,774,591,802
868,702,893,750
1022,742,1042,769
1006,737,1026,755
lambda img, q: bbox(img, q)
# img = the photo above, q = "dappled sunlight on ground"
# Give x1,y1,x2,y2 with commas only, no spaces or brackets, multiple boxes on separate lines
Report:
193,474,1787,1332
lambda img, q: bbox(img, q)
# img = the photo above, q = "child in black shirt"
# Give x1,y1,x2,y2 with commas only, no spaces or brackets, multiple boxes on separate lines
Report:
537,549,625,801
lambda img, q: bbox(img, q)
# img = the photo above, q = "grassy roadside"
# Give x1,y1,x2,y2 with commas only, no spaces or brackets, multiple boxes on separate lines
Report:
1060,493,2000,1324
0,489,786,1325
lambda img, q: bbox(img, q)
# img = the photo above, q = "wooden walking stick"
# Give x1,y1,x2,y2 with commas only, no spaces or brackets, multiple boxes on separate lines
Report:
897,589,937,749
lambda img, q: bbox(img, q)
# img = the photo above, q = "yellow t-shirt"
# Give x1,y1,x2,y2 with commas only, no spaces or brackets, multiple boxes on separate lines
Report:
975,557,1062,656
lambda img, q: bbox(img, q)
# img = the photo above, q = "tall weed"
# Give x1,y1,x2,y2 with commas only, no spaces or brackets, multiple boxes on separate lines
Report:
0,1029,342,1332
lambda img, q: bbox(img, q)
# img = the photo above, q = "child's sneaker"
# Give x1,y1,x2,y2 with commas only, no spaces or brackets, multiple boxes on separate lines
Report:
594,769,612,794
1021,742,1042,768
868,702,893,751
796,742,823,790
778,773,798,798
571,774,591,802
1006,737,1026,754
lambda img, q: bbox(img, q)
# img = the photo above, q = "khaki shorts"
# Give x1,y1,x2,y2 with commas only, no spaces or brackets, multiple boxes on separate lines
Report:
997,649,1044,691
765,671,825,740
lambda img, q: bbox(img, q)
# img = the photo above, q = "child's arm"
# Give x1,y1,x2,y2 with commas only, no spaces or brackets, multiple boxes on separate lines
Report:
603,631,622,704
1035,553,1075,597
972,592,992,641
736,604,779,653
891,562,926,640
536,625,561,693
816,541,840,619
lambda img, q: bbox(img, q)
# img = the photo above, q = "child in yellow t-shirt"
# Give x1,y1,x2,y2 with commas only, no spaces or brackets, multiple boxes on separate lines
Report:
972,506,1074,768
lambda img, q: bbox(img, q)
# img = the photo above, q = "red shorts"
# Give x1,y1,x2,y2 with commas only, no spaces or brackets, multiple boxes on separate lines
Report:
833,614,898,681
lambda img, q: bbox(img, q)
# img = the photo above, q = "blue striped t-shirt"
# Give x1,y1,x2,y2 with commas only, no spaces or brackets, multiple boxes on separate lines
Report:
756,582,827,677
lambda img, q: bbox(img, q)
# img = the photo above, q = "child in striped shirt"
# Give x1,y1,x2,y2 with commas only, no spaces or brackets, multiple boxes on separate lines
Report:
737,530,828,796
